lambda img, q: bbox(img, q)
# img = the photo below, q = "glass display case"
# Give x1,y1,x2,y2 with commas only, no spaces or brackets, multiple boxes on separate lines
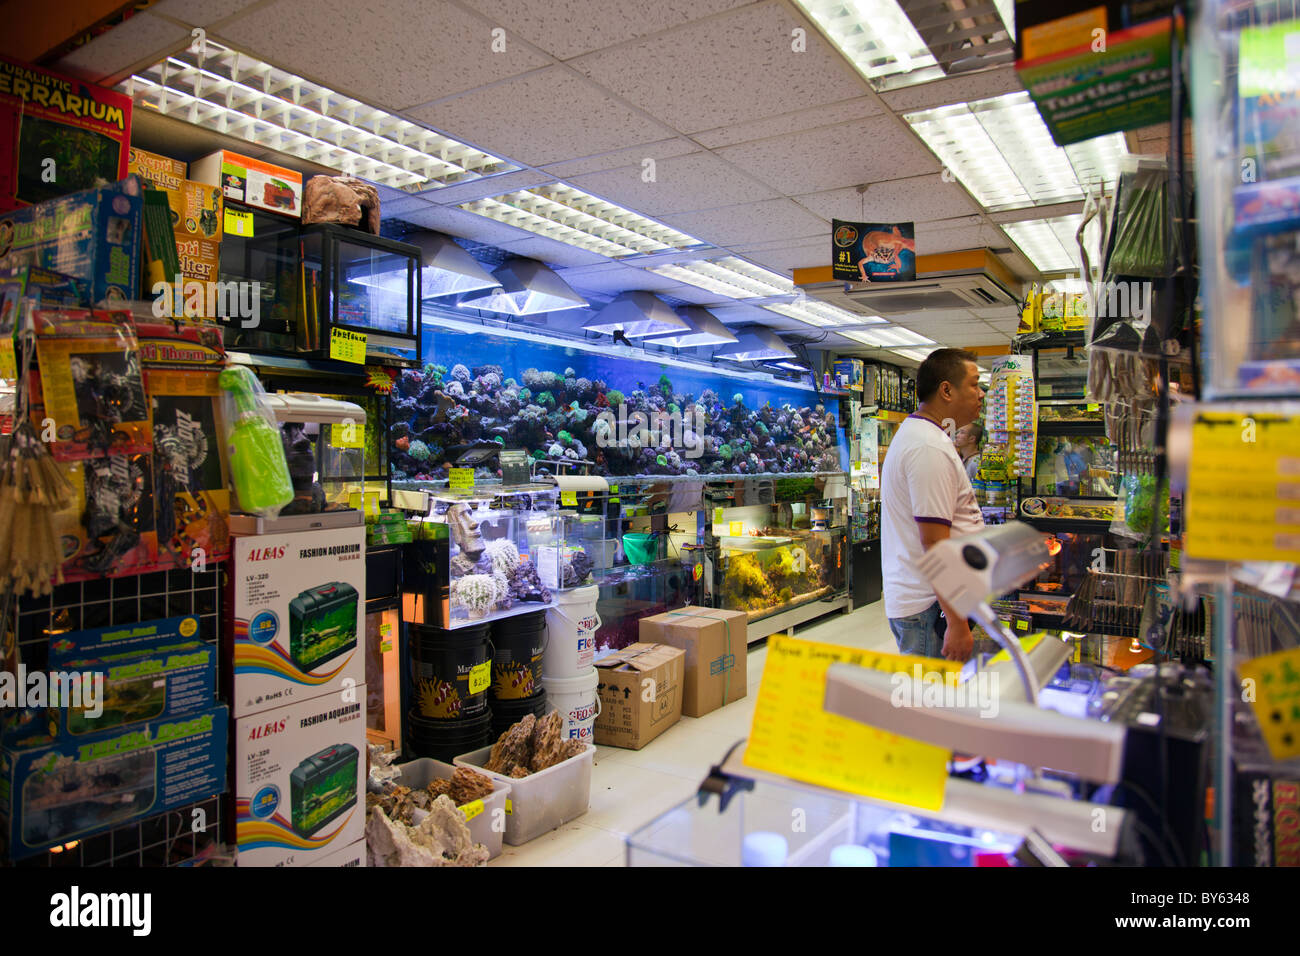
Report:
591,557,697,654
403,486,563,629
260,391,369,514
216,214,420,367
1030,432,1117,498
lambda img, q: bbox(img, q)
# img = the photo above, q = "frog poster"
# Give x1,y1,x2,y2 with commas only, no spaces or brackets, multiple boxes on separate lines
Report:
832,220,916,282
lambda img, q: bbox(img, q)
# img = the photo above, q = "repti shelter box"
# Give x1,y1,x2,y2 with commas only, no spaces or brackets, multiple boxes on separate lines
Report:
0,704,228,861
234,692,366,867
593,643,684,750
228,525,365,718
639,607,747,718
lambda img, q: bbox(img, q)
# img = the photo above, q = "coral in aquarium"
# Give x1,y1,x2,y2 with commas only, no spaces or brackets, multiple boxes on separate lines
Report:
454,575,496,619
484,538,520,577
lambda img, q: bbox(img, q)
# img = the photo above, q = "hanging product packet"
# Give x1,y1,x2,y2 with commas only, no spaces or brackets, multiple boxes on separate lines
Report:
29,308,153,461
217,364,294,518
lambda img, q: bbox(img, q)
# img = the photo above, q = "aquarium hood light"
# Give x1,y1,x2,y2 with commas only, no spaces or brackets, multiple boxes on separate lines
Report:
456,258,588,315
647,257,794,299
582,292,690,339
641,306,738,348
120,40,515,191
405,232,500,298
713,327,796,362
461,184,706,258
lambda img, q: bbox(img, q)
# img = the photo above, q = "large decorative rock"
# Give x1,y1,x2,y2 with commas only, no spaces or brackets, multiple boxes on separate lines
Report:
484,713,534,775
528,711,563,772
366,799,488,867
303,174,381,233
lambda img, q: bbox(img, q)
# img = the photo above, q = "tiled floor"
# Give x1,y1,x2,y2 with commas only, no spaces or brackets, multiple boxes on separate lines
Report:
489,601,898,867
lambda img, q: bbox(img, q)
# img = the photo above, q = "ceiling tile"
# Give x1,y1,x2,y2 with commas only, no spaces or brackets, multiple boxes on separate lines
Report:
459,0,754,60
691,95,884,149
883,308,977,324
408,66,673,166
539,138,699,179
56,13,188,82
148,0,263,26
570,1,866,134
969,306,1018,321
397,203,537,244
879,65,1023,113
660,198,826,247
714,114,941,195
566,152,779,216
914,217,994,255
418,169,555,205
735,239,828,273
795,174,979,225
494,235,613,268
936,328,1007,346
220,0,551,111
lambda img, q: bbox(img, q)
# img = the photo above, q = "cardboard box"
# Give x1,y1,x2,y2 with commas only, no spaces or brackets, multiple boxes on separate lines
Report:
0,704,228,861
639,607,747,717
128,147,186,191
0,56,132,212
228,526,366,718
0,176,143,306
594,643,684,750
306,836,367,867
234,692,366,866
192,149,302,218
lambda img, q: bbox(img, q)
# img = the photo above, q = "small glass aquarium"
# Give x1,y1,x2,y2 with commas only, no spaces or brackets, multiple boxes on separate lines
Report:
717,529,846,622
264,391,369,513
1031,433,1117,497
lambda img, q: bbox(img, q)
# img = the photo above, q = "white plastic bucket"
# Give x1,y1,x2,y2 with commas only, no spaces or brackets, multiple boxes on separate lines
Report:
543,585,601,678
540,670,601,744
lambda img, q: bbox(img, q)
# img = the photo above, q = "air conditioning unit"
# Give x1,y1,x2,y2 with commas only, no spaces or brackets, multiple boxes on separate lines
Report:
799,249,1020,317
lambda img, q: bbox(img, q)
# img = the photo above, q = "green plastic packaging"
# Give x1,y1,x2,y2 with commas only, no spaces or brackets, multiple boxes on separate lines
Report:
219,366,293,516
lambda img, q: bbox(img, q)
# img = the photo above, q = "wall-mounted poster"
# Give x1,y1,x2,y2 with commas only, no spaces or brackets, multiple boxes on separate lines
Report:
832,220,916,282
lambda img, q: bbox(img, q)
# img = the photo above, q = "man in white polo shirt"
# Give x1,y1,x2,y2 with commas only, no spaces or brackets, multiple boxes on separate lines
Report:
881,348,986,662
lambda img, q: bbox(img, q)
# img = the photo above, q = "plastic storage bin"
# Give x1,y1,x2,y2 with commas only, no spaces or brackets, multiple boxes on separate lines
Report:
454,742,594,845
393,757,511,860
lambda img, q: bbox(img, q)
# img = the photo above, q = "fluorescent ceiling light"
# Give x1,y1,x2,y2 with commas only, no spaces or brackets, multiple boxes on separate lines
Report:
583,291,689,338
891,347,939,362
647,257,794,299
1002,215,1085,273
461,184,706,258
905,92,1127,212
840,326,936,347
457,259,588,315
403,232,499,298
714,327,795,361
795,0,941,89
642,306,738,347
764,299,884,328
121,41,513,192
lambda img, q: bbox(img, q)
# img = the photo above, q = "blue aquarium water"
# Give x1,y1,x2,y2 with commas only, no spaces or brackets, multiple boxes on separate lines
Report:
390,319,849,481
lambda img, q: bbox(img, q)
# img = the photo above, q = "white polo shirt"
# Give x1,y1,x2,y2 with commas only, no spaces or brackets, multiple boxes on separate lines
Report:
881,414,984,618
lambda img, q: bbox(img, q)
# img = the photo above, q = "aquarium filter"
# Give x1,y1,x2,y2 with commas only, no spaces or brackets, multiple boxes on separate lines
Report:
290,743,359,836
289,582,360,671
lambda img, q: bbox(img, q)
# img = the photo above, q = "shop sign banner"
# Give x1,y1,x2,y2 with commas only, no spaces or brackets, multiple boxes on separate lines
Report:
832,220,916,282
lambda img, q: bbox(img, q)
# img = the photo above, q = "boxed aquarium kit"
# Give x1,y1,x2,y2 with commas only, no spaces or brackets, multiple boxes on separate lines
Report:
0,704,228,861
228,526,366,718
192,149,302,218
0,56,132,213
0,176,143,306
233,693,366,866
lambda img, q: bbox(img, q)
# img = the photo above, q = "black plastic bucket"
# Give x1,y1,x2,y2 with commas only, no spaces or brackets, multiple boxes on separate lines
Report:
489,690,548,737
490,612,548,701
406,708,493,763
409,622,492,719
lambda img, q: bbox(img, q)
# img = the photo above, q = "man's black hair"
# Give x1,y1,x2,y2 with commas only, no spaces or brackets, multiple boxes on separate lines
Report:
917,348,978,402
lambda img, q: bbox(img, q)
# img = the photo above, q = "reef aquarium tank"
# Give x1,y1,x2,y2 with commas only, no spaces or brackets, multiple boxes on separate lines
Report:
390,324,849,482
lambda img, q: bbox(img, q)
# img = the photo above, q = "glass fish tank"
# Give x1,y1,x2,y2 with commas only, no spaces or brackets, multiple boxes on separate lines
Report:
390,316,850,484
262,389,370,513
1031,433,1117,498
717,530,846,622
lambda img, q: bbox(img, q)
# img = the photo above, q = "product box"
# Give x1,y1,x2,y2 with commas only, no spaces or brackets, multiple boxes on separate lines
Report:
229,526,366,718
234,692,366,866
833,358,864,392
0,265,85,378
164,183,223,243
593,642,684,750
0,704,228,861
192,149,302,218
0,176,143,306
639,607,748,718
306,836,367,867
0,56,132,212
128,147,186,192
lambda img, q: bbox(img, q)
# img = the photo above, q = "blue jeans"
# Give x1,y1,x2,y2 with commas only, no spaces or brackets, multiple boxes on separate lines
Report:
889,602,943,658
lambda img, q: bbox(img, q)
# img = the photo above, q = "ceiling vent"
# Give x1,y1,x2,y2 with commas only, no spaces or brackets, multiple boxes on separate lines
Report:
800,249,1020,317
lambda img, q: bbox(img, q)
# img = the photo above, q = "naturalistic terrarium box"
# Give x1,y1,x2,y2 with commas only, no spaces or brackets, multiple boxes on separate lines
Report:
0,56,132,213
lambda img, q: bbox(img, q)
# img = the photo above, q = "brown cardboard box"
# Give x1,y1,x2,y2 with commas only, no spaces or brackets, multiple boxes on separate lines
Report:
639,607,747,717
594,643,684,750
128,147,186,191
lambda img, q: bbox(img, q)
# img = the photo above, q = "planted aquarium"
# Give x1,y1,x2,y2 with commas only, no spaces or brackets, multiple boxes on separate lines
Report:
289,583,360,671
717,530,845,621
391,319,849,482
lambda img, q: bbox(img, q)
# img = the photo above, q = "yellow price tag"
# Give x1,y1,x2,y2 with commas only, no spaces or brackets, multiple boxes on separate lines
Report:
224,208,254,237
1087,403,1100,411
449,467,474,491
330,422,365,449
380,623,392,637
713,508,724,523
0,341,15,381
329,327,367,364
729,521,743,537
561,490,577,506
1015,618,1030,631
1240,647,1300,761
1073,639,1082,664
505,799,513,815
988,633,1046,663
380,640,392,653
460,799,485,821
468,661,491,695
743,636,958,812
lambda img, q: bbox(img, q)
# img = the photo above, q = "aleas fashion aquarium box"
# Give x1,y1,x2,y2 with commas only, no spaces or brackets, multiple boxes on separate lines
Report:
228,526,366,718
